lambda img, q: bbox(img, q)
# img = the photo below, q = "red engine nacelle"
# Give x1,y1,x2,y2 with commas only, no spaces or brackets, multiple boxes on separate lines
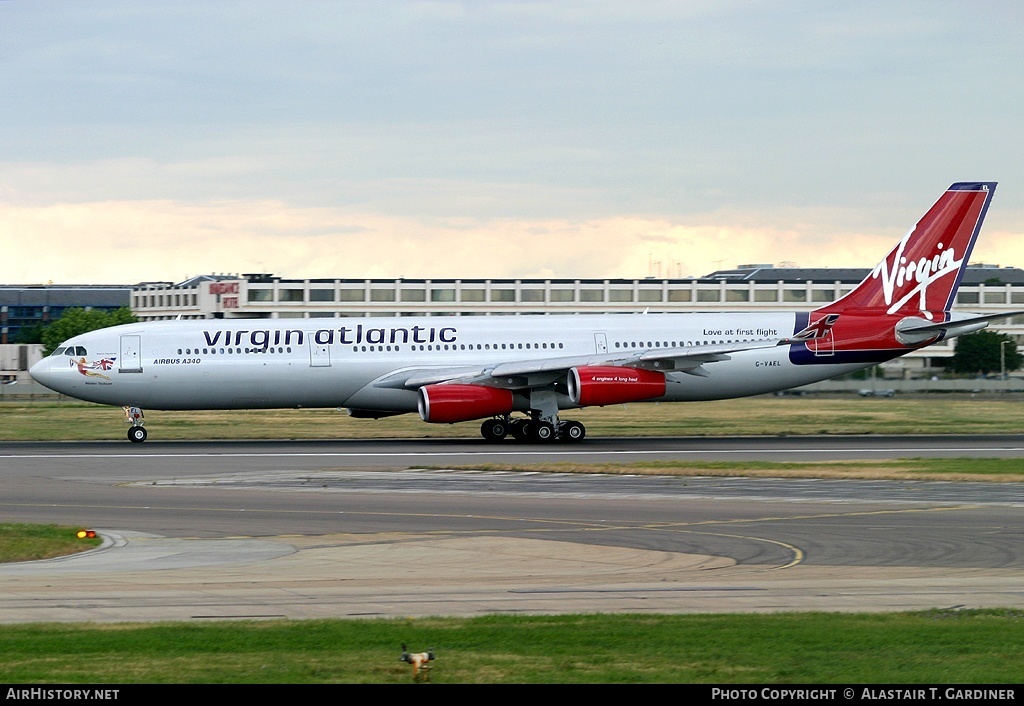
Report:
418,384,515,424
567,366,666,407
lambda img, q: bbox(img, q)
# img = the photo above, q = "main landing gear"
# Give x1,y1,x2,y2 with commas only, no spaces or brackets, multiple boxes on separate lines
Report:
123,406,147,443
480,415,586,443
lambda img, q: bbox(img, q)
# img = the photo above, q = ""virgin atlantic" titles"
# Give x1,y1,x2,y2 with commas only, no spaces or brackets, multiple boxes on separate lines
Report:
201,325,459,348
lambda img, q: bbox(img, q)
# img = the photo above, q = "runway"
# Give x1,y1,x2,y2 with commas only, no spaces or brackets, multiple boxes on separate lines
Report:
2,435,1024,623
9,433,1024,471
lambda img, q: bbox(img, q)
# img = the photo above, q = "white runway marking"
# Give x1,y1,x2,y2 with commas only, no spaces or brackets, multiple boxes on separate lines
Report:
4,446,1024,460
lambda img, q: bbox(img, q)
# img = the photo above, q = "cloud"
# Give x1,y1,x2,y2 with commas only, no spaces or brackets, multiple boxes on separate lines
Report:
2,2,1023,287
7,197,1005,285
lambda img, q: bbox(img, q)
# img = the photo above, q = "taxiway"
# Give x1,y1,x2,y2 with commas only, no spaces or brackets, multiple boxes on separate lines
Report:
1,436,1022,623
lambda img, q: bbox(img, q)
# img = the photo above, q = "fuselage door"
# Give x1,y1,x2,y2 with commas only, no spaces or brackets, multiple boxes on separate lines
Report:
809,329,835,357
594,332,608,354
310,341,331,367
119,335,143,373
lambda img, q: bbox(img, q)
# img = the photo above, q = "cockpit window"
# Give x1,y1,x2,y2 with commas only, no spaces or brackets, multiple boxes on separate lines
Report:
53,347,66,356
61,346,87,356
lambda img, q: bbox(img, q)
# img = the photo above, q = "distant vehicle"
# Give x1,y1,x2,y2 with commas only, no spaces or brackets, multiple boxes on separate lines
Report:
858,389,895,398
28,182,1021,443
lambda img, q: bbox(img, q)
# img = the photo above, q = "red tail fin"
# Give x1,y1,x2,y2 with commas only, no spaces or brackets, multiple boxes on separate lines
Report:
824,182,996,317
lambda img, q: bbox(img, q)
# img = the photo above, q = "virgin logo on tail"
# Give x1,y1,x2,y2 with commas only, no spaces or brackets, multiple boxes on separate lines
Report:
872,232,961,316
827,183,995,318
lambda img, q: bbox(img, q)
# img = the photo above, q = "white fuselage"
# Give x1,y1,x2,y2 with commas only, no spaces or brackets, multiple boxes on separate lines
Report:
30,313,868,413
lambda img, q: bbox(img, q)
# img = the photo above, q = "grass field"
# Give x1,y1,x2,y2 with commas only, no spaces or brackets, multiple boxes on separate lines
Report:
1,611,1023,683
6,394,1024,441
0,523,102,563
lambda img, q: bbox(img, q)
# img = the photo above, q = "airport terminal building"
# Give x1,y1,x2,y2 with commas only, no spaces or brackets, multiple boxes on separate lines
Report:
0,284,131,345
128,264,1024,375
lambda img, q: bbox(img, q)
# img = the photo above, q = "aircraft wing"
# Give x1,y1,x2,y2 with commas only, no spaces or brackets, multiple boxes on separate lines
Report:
628,332,821,377
372,366,491,389
630,339,777,377
371,355,616,390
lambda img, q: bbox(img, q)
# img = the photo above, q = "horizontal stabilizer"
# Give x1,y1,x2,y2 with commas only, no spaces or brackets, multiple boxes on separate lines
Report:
895,310,1024,346
898,311,1024,335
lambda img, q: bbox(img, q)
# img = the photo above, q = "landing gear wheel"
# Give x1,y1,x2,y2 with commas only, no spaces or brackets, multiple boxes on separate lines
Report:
529,421,555,442
480,418,509,442
561,420,586,442
128,426,148,443
511,419,531,442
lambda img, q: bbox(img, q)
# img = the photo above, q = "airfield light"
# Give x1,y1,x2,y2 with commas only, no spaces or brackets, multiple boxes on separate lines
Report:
76,530,97,539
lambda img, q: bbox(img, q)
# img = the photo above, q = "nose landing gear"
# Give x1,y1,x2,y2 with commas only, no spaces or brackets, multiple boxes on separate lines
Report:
123,406,147,443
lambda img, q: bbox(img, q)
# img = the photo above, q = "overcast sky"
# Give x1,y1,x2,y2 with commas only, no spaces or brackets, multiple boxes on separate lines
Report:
3,0,1024,284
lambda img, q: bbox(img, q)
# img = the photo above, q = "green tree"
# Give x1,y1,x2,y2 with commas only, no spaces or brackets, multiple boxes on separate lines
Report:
40,307,137,356
13,322,46,344
949,330,1022,376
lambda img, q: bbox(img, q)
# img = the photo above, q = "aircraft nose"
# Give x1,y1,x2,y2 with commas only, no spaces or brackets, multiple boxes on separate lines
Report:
29,357,55,389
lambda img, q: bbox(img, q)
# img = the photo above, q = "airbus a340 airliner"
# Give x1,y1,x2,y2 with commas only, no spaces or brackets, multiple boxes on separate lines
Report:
31,182,1018,443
